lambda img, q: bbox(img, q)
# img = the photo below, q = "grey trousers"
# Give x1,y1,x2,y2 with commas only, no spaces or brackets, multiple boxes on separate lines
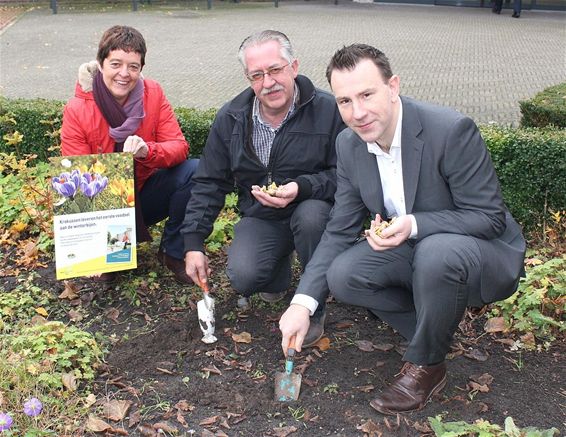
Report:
328,233,482,365
227,199,332,296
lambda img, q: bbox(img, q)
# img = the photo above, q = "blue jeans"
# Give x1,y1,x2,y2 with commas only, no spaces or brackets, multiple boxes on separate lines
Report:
140,159,199,259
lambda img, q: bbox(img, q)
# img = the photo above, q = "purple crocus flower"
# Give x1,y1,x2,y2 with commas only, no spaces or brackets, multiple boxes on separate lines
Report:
80,172,108,199
52,169,81,199
0,412,13,431
23,397,43,417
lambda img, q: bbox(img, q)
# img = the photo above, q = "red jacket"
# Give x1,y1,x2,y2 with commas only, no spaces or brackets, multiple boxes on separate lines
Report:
61,75,189,191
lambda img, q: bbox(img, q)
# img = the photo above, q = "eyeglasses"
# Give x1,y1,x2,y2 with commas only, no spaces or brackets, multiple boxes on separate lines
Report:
246,62,291,83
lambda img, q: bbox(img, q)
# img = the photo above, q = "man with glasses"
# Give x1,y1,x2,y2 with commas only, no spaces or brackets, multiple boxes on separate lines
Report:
181,30,345,346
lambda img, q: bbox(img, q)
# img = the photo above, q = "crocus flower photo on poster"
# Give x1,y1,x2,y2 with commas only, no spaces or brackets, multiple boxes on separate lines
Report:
50,154,134,215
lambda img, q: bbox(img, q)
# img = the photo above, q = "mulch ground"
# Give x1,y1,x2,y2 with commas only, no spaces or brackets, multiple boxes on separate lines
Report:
5,244,562,437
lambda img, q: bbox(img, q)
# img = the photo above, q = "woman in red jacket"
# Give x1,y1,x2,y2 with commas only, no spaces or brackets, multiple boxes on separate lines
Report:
61,25,198,284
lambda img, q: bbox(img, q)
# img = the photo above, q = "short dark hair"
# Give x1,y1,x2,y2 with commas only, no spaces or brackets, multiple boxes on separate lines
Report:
97,25,147,67
326,44,393,84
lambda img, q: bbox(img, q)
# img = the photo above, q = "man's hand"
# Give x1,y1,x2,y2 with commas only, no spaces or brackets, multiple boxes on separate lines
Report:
184,251,211,287
123,135,149,159
251,182,299,209
279,304,311,355
364,214,412,251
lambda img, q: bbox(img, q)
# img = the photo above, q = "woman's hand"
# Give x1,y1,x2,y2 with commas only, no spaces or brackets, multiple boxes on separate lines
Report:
124,135,148,159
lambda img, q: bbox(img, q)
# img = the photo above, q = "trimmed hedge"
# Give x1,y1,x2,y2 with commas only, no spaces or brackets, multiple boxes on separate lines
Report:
1,96,564,234
0,96,216,160
481,125,566,231
0,97,64,161
520,82,566,128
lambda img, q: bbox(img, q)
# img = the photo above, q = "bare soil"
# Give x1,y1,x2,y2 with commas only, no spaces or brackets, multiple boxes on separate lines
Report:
12,245,563,437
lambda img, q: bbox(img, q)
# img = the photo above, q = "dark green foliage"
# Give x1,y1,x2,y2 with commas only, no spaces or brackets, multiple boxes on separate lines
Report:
481,125,566,232
0,96,64,161
2,96,564,235
0,96,217,160
520,82,566,128
174,107,217,158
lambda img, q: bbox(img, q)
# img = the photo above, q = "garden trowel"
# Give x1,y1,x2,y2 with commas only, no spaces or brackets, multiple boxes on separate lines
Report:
197,280,217,344
274,336,302,401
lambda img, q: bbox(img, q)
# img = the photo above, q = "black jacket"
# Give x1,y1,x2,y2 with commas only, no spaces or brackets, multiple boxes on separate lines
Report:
182,75,346,253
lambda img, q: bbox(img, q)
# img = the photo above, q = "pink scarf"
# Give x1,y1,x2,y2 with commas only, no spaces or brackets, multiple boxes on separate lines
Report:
92,70,145,151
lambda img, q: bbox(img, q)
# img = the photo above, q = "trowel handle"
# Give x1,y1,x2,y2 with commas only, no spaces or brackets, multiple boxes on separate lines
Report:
287,336,296,354
197,277,210,294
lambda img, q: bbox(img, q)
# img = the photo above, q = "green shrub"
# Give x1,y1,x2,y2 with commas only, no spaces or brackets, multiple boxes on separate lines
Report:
8,321,103,388
481,125,566,233
490,254,565,342
0,97,63,161
0,96,216,161
175,107,217,158
520,82,566,128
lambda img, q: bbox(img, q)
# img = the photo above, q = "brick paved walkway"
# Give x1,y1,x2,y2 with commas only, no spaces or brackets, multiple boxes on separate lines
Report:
0,1,564,125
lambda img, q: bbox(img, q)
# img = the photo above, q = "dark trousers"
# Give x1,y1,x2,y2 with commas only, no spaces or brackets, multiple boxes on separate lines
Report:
493,0,521,14
140,158,199,260
226,199,332,297
327,233,482,366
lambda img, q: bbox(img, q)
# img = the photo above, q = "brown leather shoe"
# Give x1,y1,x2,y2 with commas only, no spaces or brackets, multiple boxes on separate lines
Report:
158,249,193,285
370,361,446,415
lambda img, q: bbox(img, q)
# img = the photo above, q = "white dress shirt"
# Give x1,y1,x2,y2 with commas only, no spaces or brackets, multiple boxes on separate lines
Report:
292,101,417,315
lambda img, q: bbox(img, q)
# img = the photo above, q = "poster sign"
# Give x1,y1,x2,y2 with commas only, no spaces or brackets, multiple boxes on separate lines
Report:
50,153,137,280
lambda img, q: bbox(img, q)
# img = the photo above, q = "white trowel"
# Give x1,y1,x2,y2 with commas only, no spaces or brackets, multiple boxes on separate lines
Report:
197,281,217,344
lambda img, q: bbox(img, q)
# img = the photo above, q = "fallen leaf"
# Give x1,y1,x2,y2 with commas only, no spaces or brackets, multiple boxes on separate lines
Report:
176,410,188,427
525,257,543,266
484,317,508,333
59,281,79,300
106,307,120,323
355,384,375,393
494,338,516,347
413,420,432,433
219,416,230,429
128,409,141,427
199,415,219,426
62,372,77,391
154,421,178,433
231,331,252,343
464,348,489,362
174,400,195,412
468,381,490,393
313,336,330,351
372,342,394,352
355,340,374,352
477,402,489,413
357,419,382,436
23,239,38,258
520,332,536,348
216,431,229,437
156,367,175,375
83,393,97,408
86,414,112,432
35,307,48,317
470,373,494,386
103,399,132,421
138,423,158,436
68,309,83,322
202,364,222,375
271,425,298,437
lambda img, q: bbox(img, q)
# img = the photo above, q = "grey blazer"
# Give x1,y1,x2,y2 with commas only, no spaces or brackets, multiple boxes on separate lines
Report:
296,96,526,306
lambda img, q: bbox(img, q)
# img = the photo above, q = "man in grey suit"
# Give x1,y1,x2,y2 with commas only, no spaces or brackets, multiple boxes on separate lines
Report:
279,44,526,415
